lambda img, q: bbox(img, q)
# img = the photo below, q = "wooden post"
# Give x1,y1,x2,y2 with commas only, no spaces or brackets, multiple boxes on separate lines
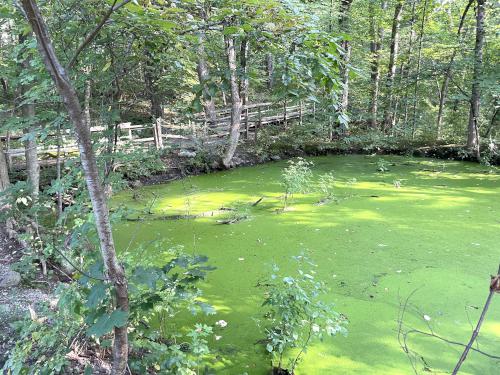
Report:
156,117,163,149
245,107,249,139
256,106,261,142
313,102,316,120
299,100,303,125
283,99,287,128
153,120,160,150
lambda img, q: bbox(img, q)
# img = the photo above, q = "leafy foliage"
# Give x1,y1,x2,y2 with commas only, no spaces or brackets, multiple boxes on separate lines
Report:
257,255,347,373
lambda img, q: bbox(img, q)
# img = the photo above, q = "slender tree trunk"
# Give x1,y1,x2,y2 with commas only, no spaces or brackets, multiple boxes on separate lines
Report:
402,0,417,129
467,0,486,160
0,140,9,192
144,50,161,120
383,0,403,131
196,31,217,125
221,33,242,168
239,38,249,106
369,0,387,128
411,0,429,138
339,0,354,112
20,2,129,374
20,39,40,198
436,0,474,140
266,53,274,90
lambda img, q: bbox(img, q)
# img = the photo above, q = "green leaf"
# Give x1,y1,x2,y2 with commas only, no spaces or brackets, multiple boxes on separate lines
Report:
87,309,128,338
86,282,107,308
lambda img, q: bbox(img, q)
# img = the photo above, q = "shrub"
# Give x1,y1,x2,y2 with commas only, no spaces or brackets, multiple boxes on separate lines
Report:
281,158,314,208
257,255,347,374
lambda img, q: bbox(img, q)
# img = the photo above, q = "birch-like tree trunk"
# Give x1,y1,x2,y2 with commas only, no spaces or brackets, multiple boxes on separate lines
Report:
20,2,129,373
467,0,486,160
221,33,242,168
382,0,403,131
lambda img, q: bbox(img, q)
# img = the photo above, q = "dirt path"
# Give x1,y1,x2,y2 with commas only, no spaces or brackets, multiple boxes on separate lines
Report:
0,224,55,367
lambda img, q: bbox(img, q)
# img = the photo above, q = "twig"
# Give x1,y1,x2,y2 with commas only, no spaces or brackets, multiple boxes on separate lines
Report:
451,264,500,374
67,0,132,69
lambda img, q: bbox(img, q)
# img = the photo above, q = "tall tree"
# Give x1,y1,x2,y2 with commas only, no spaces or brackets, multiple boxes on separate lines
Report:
368,0,387,128
20,1,130,373
221,30,242,168
196,31,217,125
20,36,40,198
383,0,403,131
338,0,354,112
239,37,250,106
0,140,9,193
436,0,474,139
467,0,486,159
410,0,429,137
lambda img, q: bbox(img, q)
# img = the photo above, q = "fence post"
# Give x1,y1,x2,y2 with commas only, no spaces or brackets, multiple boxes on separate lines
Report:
245,107,249,139
153,120,159,150
156,117,163,149
283,99,287,129
256,106,261,142
299,100,303,125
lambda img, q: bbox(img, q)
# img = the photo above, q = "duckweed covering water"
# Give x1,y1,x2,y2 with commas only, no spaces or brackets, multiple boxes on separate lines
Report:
113,155,500,374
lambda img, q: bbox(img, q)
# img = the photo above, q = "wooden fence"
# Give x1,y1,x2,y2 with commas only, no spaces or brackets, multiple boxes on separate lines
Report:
3,101,316,165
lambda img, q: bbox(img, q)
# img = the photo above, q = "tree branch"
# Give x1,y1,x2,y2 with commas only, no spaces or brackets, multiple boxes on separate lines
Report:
67,0,132,69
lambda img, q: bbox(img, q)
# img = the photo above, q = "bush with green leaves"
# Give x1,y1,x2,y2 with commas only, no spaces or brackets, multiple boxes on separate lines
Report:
257,255,347,374
3,244,217,374
317,172,336,203
281,158,314,209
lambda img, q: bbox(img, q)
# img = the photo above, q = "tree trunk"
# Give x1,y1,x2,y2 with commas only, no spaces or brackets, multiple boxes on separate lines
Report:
401,0,417,129
20,2,129,374
239,38,250,106
339,0,353,112
0,140,9,192
266,53,274,90
196,31,217,125
369,0,387,128
411,0,429,138
20,41,40,198
467,0,486,160
144,49,161,120
436,0,474,139
221,34,242,168
382,0,403,131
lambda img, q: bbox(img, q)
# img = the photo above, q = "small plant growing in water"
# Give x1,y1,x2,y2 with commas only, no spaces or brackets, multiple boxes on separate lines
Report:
376,158,389,173
317,172,337,204
281,158,314,209
258,255,347,374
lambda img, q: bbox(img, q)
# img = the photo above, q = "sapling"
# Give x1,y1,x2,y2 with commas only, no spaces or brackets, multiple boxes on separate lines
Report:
317,172,336,204
281,158,314,210
258,255,347,374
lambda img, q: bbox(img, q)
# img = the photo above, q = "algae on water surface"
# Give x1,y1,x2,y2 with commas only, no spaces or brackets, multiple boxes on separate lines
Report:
113,155,500,374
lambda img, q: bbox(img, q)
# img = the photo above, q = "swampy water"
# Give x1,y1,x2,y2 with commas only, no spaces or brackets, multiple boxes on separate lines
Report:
113,154,500,374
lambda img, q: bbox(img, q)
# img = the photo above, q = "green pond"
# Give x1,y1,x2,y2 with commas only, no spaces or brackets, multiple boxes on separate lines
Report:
113,155,500,374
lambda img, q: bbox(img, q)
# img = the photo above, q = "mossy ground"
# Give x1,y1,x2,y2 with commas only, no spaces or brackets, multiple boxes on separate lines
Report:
113,155,500,374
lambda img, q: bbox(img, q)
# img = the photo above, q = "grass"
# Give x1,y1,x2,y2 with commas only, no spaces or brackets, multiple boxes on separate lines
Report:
112,154,500,374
